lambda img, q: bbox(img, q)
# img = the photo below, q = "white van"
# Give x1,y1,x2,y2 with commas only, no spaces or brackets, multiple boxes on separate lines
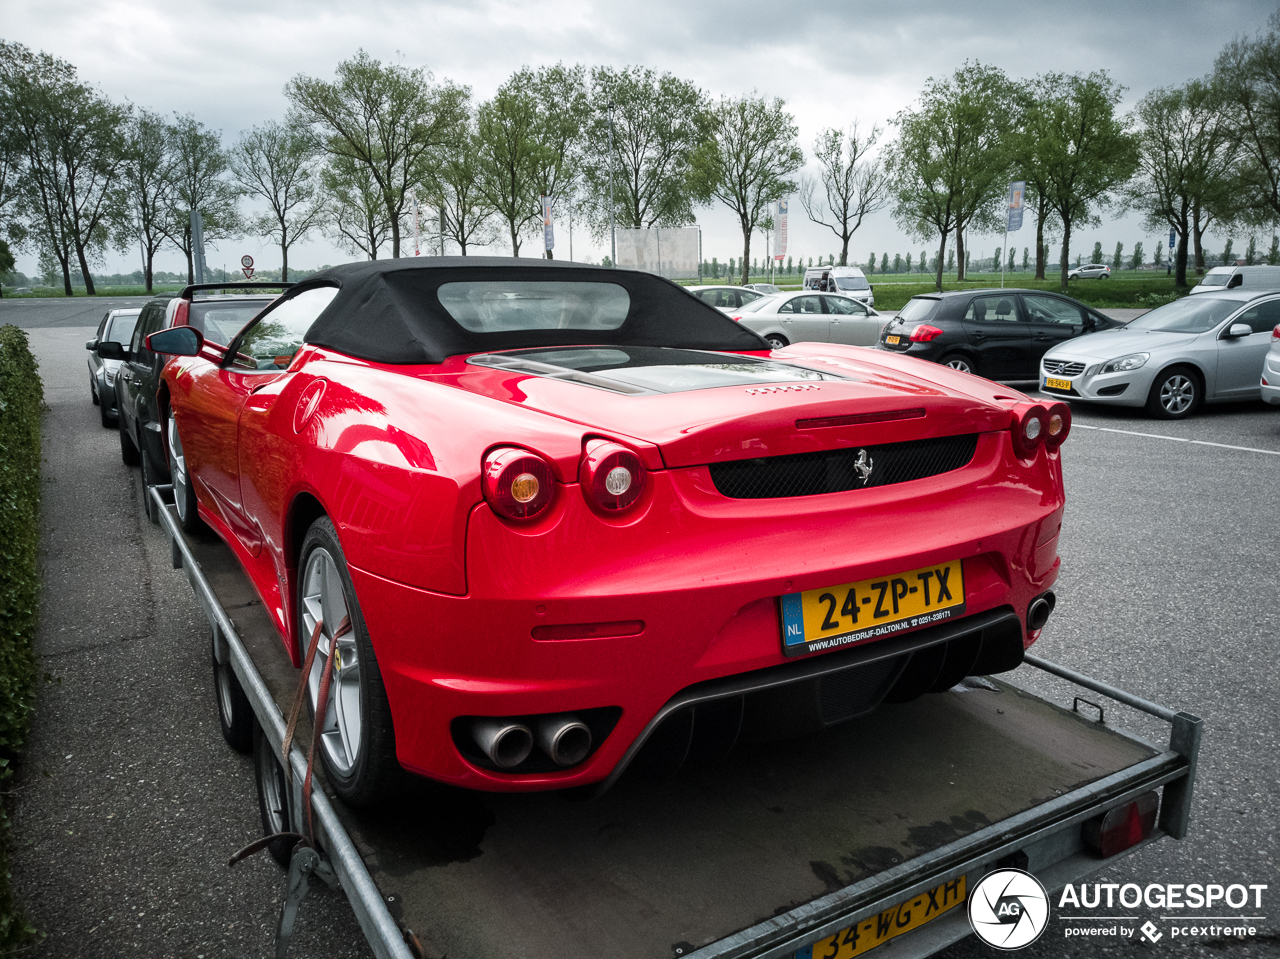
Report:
1190,264,1280,294
802,265,874,307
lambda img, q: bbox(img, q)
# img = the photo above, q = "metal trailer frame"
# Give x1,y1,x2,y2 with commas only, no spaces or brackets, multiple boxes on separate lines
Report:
150,486,1202,959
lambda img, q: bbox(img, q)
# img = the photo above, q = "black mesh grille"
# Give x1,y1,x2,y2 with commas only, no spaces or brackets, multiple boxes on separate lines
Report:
709,433,980,499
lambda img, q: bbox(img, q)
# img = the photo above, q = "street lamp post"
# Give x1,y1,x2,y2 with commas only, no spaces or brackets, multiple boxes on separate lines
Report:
608,100,616,268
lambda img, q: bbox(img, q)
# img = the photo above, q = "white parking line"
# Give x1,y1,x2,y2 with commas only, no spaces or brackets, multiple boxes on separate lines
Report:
1074,423,1280,455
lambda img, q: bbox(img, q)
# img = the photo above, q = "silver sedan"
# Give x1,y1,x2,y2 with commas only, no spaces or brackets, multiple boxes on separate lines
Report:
1039,290,1280,418
86,308,141,428
731,291,885,350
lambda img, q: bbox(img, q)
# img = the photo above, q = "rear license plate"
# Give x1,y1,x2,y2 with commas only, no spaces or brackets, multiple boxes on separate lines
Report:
885,334,901,345
795,876,967,959
779,560,965,657
1045,376,1072,391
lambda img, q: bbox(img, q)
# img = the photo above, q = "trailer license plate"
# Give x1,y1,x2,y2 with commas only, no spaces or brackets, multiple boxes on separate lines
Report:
885,334,901,345
780,560,965,657
795,875,967,959
1045,377,1072,391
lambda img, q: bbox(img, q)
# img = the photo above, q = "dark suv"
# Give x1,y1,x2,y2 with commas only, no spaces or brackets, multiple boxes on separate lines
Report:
875,288,1120,379
101,283,288,505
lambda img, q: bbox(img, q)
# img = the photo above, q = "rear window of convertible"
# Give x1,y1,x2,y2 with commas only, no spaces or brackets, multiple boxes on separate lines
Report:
437,281,630,332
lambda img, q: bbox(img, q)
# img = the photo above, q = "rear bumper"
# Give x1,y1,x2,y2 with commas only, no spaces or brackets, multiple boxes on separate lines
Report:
349,430,1065,791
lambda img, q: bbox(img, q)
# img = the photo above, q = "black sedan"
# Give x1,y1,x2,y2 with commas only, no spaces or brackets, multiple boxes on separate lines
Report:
875,288,1121,379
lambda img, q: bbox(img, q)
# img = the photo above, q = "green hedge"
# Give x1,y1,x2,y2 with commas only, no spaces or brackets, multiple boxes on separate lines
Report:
0,325,42,949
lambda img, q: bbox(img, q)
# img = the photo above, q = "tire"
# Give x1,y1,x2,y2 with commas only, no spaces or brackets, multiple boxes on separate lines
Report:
297,516,401,806
168,415,204,533
765,335,788,350
119,417,140,467
213,628,254,753
254,724,298,868
1146,365,1201,419
940,353,976,375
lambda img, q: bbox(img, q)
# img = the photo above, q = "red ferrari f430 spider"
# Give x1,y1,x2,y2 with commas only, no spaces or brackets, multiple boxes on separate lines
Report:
147,259,1069,804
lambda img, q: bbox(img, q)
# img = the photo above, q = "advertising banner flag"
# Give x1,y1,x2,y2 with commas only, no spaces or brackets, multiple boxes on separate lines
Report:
542,195,555,252
409,189,421,256
1006,181,1026,233
775,200,789,260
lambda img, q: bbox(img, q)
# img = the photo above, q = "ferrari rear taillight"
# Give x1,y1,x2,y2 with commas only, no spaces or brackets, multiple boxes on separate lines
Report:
483,448,555,521
909,323,944,342
1045,401,1071,449
1011,403,1049,458
580,440,646,513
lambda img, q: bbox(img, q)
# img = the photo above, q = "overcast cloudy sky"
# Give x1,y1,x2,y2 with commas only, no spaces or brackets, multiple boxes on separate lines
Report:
7,0,1278,278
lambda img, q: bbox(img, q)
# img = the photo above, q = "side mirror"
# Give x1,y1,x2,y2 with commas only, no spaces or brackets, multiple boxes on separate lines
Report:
85,337,99,351
1225,323,1253,339
146,326,203,356
96,341,126,361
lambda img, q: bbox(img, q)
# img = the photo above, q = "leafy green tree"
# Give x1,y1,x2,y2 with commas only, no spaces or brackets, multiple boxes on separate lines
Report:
1246,235,1258,264
866,251,876,273
993,246,1002,271
1022,71,1138,289
786,255,792,273
1090,241,1103,264
905,252,913,272
437,119,498,255
799,122,888,266
1212,14,1280,223
946,249,955,273
880,252,889,273
164,114,243,283
583,66,711,243
1131,241,1144,269
893,253,902,272
0,41,129,295
1112,242,1123,268
231,121,321,281
698,94,803,284
287,50,469,258
319,153,393,259
920,250,928,272
113,110,174,293
1154,243,1164,267
1221,238,1234,265
887,62,1014,290
1022,247,1029,270
1269,236,1279,264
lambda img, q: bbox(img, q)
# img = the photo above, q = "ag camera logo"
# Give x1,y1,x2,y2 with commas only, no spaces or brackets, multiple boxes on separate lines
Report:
968,869,1050,949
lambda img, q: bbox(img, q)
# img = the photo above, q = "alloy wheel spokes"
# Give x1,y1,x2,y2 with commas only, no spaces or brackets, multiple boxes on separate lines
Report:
301,547,359,774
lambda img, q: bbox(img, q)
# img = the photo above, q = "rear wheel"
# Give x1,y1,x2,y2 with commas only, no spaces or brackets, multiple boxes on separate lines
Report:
254,724,298,868
298,517,401,806
213,628,254,753
941,353,976,375
168,416,204,533
765,335,788,350
1146,366,1201,419
118,417,140,466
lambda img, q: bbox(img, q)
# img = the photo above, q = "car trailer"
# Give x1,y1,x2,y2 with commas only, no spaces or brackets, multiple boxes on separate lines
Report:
150,485,1203,959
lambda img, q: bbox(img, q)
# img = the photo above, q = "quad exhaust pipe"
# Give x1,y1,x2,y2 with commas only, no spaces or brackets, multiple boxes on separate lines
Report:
471,715,593,769
1027,591,1056,632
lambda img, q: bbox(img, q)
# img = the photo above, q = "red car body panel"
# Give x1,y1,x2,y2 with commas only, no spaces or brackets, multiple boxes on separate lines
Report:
162,330,1065,792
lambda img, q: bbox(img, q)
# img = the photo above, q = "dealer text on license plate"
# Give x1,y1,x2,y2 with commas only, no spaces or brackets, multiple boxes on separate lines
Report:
779,560,965,657
795,876,967,959
1045,377,1072,391
885,334,901,345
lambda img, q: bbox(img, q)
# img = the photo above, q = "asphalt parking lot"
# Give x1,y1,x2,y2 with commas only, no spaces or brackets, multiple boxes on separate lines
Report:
3,297,1278,958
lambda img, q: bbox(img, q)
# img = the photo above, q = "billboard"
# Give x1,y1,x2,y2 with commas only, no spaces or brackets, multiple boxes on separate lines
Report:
614,227,701,279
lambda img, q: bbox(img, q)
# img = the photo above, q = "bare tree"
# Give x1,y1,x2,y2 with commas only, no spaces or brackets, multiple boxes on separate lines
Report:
287,50,469,258
231,121,323,281
437,122,497,254
799,123,888,266
699,94,804,285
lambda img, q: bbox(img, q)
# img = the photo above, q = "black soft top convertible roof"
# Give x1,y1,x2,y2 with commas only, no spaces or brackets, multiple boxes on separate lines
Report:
299,258,766,364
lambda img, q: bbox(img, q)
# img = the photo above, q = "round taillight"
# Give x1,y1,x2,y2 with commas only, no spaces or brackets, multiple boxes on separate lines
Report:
1011,404,1048,458
1045,401,1072,448
483,448,556,520
580,440,647,513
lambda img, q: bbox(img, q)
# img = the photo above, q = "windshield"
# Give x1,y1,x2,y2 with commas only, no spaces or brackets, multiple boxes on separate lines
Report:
1197,273,1231,287
835,276,870,291
1125,296,1240,333
896,297,940,323
737,295,781,314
